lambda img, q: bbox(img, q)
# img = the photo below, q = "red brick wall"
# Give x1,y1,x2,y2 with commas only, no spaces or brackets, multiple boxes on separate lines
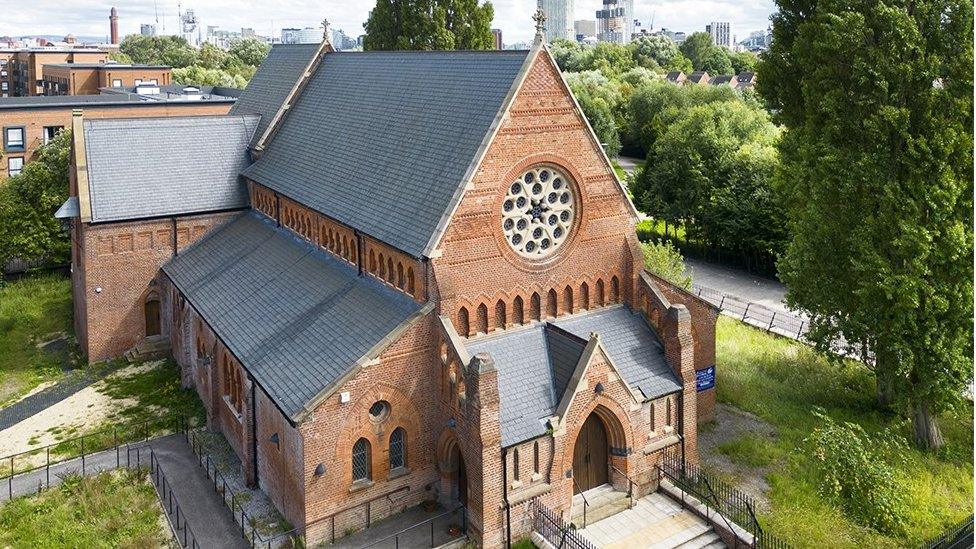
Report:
432,50,638,339
75,212,237,362
256,387,306,529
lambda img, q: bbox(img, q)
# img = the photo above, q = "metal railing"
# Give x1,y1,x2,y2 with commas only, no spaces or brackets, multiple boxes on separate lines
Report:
610,464,638,509
359,505,467,549
692,284,808,341
531,498,599,549
572,477,590,528
1,415,192,500
147,447,202,549
658,453,790,549
924,515,974,549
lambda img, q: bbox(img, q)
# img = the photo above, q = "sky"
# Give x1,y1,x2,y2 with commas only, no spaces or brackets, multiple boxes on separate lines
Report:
2,0,776,46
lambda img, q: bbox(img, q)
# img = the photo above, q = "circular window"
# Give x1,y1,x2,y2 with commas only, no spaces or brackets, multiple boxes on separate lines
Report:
502,166,576,259
368,401,391,423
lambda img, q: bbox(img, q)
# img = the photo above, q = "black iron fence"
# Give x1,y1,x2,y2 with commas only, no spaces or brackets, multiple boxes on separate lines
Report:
358,505,467,549
691,284,808,341
925,515,975,549
147,447,203,549
1,415,193,500
636,225,778,278
658,454,790,549
530,498,599,549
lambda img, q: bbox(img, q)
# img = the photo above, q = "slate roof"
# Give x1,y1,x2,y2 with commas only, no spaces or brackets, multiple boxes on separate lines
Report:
710,75,734,86
464,306,681,447
243,50,531,258
162,212,425,420
83,115,259,223
688,71,709,83
229,43,320,145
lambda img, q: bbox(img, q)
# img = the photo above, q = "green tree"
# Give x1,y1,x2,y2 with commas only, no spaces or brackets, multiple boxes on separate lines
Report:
625,80,736,156
630,35,681,70
642,240,693,290
697,47,733,75
760,0,973,449
172,66,248,89
198,42,229,70
630,100,786,262
363,0,494,51
565,71,624,157
0,131,72,269
227,38,271,67
119,35,198,67
729,50,757,74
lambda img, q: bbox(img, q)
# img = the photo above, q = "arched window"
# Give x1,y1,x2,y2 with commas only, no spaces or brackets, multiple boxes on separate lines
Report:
512,448,520,481
512,296,524,325
390,428,406,470
666,398,673,427
369,250,377,273
649,403,656,432
378,254,386,278
494,299,506,330
610,276,620,303
596,279,606,306
387,258,395,284
458,307,470,337
546,289,558,318
397,263,405,289
352,438,371,481
533,441,540,474
406,267,416,295
530,293,541,321
580,282,590,310
563,285,574,314
476,303,489,334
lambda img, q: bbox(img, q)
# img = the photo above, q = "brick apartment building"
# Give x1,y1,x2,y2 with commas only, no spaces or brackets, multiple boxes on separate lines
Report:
0,86,237,179
60,39,718,547
41,63,172,95
0,48,109,97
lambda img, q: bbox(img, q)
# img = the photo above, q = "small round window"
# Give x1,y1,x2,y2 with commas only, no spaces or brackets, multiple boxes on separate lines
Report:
369,401,391,423
502,166,576,259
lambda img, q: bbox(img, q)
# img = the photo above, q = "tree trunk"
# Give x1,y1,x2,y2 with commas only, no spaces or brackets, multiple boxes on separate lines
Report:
875,351,896,412
911,401,944,450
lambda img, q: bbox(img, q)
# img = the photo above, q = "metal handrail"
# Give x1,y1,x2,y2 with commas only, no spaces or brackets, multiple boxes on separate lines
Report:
609,464,638,508
572,477,589,528
358,504,467,549
701,475,741,549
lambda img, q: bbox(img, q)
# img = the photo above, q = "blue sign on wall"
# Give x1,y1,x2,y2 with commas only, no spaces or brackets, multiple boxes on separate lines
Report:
696,365,716,392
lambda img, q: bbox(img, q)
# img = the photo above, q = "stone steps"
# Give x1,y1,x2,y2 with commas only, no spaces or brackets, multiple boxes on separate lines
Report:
572,485,632,529
124,335,171,363
576,492,728,549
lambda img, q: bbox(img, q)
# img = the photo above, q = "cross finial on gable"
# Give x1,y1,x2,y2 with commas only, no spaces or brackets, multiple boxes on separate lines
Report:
533,1,547,45
322,18,332,42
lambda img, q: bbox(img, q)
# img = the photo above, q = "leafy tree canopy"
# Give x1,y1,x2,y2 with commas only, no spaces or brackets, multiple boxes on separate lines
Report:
0,131,72,269
363,0,495,51
679,31,734,74
760,0,973,449
119,35,199,68
227,38,271,67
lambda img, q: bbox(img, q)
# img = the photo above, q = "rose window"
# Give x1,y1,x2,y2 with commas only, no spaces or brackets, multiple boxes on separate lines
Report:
502,167,576,258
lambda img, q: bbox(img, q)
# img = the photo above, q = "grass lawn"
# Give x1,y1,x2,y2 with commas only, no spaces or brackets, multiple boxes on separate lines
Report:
0,468,169,548
713,317,973,548
0,275,74,407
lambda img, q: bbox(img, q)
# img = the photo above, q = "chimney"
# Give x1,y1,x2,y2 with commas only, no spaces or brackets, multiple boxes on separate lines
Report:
110,7,119,45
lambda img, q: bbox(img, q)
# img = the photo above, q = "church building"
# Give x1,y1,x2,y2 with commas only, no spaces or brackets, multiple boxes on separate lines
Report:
60,25,717,548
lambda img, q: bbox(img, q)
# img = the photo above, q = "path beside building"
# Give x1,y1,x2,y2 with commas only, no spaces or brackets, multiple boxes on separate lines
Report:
685,258,789,314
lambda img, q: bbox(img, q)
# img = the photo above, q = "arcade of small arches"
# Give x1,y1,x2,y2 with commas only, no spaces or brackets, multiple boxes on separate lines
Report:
366,248,418,297
455,275,621,337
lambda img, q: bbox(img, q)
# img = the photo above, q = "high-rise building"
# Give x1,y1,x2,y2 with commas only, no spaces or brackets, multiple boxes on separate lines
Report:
140,24,157,37
707,21,732,48
540,0,575,42
574,20,596,41
109,7,119,45
281,27,320,44
491,29,503,50
596,0,635,43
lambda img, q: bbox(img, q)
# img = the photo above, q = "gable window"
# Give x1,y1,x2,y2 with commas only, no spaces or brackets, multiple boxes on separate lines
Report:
42,126,63,145
389,427,406,470
4,127,25,152
352,438,371,482
111,78,122,87
7,157,23,177
222,353,244,415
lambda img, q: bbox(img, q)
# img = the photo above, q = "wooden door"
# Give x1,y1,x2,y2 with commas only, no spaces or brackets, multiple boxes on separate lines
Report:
458,455,468,506
145,299,161,337
573,413,609,493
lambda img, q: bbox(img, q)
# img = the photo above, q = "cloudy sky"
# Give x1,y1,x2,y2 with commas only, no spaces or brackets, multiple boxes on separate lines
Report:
3,0,775,45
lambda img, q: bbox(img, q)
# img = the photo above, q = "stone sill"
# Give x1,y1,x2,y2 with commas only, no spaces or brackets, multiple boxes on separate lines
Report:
223,396,243,424
388,466,411,480
505,482,552,507
349,479,375,493
643,434,681,455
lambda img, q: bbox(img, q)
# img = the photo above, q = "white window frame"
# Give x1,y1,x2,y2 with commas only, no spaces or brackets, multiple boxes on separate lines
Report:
111,78,122,87
4,127,25,151
8,157,24,177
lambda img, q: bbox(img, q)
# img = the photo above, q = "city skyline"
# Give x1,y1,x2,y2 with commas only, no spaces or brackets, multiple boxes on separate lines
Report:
2,0,776,46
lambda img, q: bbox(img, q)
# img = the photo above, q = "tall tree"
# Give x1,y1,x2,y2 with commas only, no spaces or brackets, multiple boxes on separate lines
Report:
679,31,731,73
760,0,973,449
119,35,198,68
363,0,494,51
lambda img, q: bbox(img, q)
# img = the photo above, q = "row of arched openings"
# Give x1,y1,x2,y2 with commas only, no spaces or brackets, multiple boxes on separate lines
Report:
319,225,357,264
367,249,417,297
281,205,314,241
457,276,620,337
512,440,542,482
352,428,407,482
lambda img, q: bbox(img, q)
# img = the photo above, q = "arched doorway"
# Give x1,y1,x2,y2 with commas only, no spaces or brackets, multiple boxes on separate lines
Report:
439,433,469,507
145,298,161,337
573,412,609,493
457,451,468,506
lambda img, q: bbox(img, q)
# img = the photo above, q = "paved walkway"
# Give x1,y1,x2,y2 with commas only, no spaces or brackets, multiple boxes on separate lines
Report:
578,493,725,549
0,371,104,431
1,433,247,549
325,504,466,549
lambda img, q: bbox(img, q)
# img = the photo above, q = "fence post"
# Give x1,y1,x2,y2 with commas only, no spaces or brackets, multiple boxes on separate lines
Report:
81,436,86,475
46,447,50,487
718,295,725,309
430,519,435,548
796,321,805,339
767,312,776,332
742,303,751,320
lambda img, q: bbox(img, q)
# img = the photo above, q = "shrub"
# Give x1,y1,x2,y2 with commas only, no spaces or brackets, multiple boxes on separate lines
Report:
641,240,692,290
807,409,909,535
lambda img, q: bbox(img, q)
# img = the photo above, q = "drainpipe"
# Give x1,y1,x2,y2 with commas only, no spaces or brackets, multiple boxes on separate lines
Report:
502,448,511,549
678,391,686,476
251,377,259,485
171,217,178,257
